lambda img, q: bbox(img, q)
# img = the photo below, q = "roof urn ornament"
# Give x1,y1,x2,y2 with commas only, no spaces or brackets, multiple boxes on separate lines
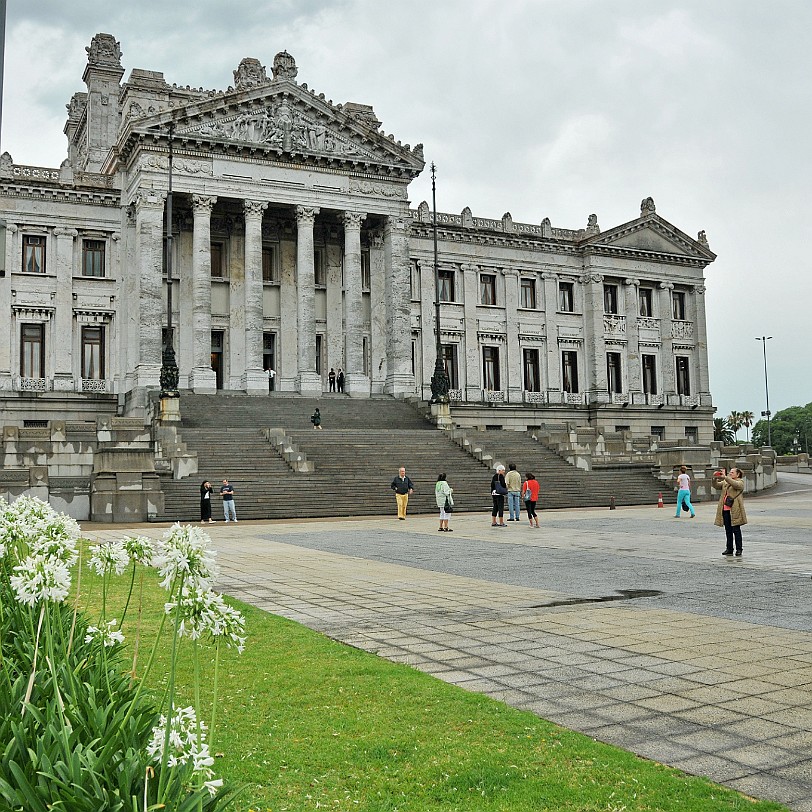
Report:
640,196,656,216
86,33,122,69
234,57,269,89
272,51,298,82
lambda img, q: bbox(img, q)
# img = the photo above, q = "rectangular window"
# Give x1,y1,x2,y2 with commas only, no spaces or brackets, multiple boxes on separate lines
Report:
480,273,496,306
361,250,371,291
523,348,541,392
639,288,653,317
314,248,326,287
520,278,536,309
559,282,574,312
81,326,105,379
642,354,657,395
676,356,691,395
482,346,500,390
315,334,323,374
672,291,686,320
607,352,622,394
410,261,420,300
562,350,579,393
210,330,224,390
651,425,665,440
441,344,458,389
23,235,46,274
210,243,224,278
21,324,45,378
604,284,619,314
438,269,456,302
82,239,105,277
685,426,698,445
262,245,279,283
263,332,276,374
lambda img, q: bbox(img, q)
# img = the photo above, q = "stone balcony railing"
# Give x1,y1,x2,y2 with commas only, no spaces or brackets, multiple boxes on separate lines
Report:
604,314,626,335
14,376,50,392
671,320,694,339
81,378,110,394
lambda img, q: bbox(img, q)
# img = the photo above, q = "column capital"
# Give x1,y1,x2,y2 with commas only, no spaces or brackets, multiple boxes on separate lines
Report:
693,284,707,295
342,210,367,230
244,199,269,219
370,230,384,249
296,205,320,226
191,194,218,215
54,228,79,239
133,189,166,212
579,273,603,284
624,277,640,287
659,281,675,291
501,267,520,278
384,215,410,234
541,271,558,281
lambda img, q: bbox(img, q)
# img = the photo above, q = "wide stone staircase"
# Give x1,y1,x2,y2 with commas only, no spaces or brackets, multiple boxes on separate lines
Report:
156,393,494,522
470,430,664,509
155,394,666,522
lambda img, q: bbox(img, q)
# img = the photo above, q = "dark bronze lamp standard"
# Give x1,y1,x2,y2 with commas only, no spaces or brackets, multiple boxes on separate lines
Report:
429,162,449,404
159,122,180,399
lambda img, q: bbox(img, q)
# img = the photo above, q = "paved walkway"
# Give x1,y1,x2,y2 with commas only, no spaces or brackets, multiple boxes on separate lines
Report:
85,473,812,811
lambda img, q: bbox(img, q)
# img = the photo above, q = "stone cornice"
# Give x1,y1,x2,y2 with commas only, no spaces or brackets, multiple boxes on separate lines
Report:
0,183,120,207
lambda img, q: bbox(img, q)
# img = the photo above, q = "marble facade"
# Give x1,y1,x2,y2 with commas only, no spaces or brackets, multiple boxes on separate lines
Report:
0,34,717,442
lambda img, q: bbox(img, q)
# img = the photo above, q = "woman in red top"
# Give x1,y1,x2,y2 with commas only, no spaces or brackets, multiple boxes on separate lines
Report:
522,473,540,528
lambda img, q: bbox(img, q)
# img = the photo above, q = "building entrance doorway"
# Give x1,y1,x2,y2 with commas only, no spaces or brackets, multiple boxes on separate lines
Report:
210,331,224,390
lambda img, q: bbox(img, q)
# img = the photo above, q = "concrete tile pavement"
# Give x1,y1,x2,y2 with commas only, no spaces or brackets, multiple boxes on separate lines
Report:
83,472,812,811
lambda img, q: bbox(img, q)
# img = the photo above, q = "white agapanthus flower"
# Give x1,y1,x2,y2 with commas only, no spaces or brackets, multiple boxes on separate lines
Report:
88,539,130,576
0,495,80,566
10,553,72,605
122,534,156,566
147,706,222,796
153,524,219,590
85,618,125,647
164,585,246,652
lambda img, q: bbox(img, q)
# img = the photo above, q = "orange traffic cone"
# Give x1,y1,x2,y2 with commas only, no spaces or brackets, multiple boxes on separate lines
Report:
657,493,664,508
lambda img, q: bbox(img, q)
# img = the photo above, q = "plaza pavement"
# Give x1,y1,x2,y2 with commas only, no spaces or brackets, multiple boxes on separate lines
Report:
85,472,812,811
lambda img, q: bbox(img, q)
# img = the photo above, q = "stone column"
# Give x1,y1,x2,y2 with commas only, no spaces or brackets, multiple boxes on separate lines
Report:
503,267,522,403
383,214,415,396
296,206,322,394
243,199,269,393
133,191,165,389
0,224,17,390
461,263,481,400
581,272,607,403
624,277,642,398
189,195,217,393
342,210,369,396
658,281,676,398
541,271,561,394
693,284,711,405
53,228,78,391
368,231,387,393
419,259,436,400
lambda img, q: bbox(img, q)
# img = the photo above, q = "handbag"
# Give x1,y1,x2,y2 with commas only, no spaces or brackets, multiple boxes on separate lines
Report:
523,487,532,501
724,495,734,508
444,497,453,513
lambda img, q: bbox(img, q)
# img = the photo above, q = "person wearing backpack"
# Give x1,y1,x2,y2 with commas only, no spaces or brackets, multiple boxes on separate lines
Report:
522,473,540,528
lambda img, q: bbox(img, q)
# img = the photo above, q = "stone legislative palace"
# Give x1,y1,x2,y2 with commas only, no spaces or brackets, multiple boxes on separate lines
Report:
0,35,720,520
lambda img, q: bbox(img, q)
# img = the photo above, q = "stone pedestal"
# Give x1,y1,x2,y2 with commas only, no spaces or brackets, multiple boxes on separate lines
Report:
52,373,75,392
297,371,322,396
345,372,371,398
159,397,181,423
189,366,217,394
431,401,453,430
242,368,270,394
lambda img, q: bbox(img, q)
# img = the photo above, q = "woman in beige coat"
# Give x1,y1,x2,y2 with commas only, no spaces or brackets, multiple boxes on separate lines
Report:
712,467,747,556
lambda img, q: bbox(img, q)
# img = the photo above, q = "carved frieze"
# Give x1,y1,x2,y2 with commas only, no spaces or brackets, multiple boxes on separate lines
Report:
348,179,407,199
142,155,213,176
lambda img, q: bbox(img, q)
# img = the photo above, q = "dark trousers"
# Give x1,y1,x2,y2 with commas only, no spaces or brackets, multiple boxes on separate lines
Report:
525,500,537,520
200,499,211,522
723,511,742,552
491,494,505,518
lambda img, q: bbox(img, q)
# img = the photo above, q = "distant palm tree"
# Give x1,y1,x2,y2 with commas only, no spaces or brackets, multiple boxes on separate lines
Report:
728,411,744,442
714,417,735,445
741,410,755,442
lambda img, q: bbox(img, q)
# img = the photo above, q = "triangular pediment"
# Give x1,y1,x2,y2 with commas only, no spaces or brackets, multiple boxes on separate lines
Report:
582,213,715,263
121,80,424,178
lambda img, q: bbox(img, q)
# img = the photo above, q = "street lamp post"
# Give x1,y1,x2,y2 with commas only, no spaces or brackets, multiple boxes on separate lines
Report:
429,162,449,404
755,335,772,447
159,122,180,400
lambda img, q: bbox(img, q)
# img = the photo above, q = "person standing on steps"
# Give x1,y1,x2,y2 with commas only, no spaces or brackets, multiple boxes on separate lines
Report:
266,367,276,392
490,464,507,527
328,367,336,392
336,368,345,393
435,473,453,532
220,478,237,523
391,466,414,520
505,462,522,521
310,408,322,429
713,467,747,556
522,473,540,528
675,465,696,518
200,480,214,524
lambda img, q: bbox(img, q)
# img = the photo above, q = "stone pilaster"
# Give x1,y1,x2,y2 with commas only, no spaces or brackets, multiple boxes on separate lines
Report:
278,236,298,391
659,281,676,397
0,223,17,389
53,228,78,391
243,199,269,393
581,272,607,402
383,214,415,396
133,191,165,389
624,277,642,396
419,259,436,400
368,231,387,393
189,195,217,393
693,284,712,405
296,205,322,394
342,210,369,396
541,271,561,393
462,263,481,399
503,267,522,403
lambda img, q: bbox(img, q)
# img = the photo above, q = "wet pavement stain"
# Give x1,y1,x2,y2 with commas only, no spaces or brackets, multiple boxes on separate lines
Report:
531,588,663,608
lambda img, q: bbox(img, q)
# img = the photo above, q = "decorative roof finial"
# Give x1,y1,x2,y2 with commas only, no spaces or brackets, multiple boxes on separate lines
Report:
234,58,268,89
640,196,656,216
272,51,298,82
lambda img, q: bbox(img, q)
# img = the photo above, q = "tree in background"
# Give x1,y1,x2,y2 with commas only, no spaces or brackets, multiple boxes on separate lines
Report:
714,417,735,445
727,411,744,442
752,402,812,455
741,410,755,442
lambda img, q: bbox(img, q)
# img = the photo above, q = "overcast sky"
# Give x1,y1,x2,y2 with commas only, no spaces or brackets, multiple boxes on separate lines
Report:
3,1,808,425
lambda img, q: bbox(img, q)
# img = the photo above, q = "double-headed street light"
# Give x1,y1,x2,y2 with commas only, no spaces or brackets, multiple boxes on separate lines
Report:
429,162,449,404
755,335,772,447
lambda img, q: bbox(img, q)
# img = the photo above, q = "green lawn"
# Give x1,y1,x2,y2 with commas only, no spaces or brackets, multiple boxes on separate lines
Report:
81,556,788,812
